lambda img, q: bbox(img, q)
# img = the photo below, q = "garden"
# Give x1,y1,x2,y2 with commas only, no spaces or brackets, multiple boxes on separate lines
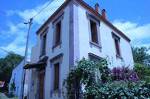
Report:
63,58,150,99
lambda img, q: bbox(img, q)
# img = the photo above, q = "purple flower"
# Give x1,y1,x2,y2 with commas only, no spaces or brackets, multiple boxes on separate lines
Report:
111,66,139,82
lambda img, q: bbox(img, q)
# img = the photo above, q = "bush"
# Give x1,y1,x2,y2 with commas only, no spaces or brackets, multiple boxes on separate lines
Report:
64,59,150,99
134,63,150,82
111,67,139,82
96,81,150,99
64,58,98,99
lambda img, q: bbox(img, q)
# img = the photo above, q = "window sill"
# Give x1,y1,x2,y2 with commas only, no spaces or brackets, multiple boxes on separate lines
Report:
89,41,101,49
52,42,62,50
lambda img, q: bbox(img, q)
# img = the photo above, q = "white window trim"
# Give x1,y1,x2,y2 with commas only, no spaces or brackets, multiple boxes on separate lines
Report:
40,28,48,57
112,32,122,59
86,12,101,49
52,13,64,49
50,54,63,96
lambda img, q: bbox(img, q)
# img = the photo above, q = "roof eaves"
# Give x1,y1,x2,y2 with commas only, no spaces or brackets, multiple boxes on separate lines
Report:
76,0,131,42
36,0,71,34
36,0,131,42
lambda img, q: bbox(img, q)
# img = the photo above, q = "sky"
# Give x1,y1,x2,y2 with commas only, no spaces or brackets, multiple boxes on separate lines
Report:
0,0,150,58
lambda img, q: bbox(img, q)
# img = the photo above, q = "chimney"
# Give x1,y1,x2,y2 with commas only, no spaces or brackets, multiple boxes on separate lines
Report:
95,3,100,13
102,9,106,19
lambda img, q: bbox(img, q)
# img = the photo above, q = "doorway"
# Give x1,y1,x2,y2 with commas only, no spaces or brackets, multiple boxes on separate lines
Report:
38,71,45,99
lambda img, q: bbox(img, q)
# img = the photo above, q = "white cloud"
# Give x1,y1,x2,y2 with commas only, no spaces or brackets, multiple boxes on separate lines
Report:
113,20,150,47
1,0,65,57
0,22,26,55
8,0,65,24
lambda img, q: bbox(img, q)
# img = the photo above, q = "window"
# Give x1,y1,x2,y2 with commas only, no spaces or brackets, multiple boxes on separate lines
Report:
114,39,121,56
41,33,47,56
90,20,98,44
89,53,101,63
54,21,61,46
54,63,60,91
50,53,63,96
112,33,121,57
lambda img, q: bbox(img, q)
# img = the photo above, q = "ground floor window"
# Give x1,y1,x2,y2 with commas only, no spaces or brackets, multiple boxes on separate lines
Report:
50,53,63,95
88,53,102,63
54,63,60,91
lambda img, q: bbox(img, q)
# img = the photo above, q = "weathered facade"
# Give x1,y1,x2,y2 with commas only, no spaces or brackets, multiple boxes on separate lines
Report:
9,60,29,97
25,0,134,99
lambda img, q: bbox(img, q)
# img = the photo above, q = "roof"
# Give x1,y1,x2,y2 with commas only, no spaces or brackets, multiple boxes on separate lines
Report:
36,0,131,42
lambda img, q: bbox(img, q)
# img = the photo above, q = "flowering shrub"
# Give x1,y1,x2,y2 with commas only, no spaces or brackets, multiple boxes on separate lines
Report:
111,67,139,82
64,59,150,99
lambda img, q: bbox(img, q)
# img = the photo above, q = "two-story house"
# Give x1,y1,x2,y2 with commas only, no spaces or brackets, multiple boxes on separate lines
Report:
24,0,134,99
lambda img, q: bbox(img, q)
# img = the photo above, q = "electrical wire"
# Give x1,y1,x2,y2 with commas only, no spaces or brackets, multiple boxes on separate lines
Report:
0,48,13,54
32,0,58,19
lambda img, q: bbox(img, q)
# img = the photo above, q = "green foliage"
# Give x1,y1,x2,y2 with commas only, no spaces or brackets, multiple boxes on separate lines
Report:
95,81,150,99
64,58,98,99
0,53,23,92
0,53,23,81
134,63,150,83
10,82,16,92
64,59,150,99
132,47,150,65
97,58,111,83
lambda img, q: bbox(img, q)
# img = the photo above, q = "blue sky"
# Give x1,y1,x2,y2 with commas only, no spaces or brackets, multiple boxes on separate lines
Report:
0,0,150,58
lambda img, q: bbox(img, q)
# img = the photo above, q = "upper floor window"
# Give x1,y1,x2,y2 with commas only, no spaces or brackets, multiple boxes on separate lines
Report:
40,29,48,57
55,21,61,46
90,20,98,44
86,12,101,48
52,12,64,49
112,33,121,57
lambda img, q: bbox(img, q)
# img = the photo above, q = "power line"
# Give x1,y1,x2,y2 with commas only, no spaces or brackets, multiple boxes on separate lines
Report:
32,0,55,19
0,48,13,54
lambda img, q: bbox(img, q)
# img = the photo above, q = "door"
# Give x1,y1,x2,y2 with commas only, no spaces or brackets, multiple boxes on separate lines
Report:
39,71,45,99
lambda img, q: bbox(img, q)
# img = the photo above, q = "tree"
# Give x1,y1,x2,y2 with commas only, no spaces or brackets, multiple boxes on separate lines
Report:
132,47,150,65
0,53,23,92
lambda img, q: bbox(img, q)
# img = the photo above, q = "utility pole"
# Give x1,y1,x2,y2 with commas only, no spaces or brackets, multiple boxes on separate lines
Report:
20,18,33,99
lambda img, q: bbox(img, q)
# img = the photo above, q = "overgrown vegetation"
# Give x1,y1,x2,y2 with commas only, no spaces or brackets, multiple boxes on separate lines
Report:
132,47,150,66
0,53,23,92
64,58,150,99
132,47,150,83
134,63,150,83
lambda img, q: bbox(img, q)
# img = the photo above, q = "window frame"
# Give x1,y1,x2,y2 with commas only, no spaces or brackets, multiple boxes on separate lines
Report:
52,13,64,49
50,53,63,95
53,62,60,91
90,19,99,44
54,21,62,47
88,53,102,62
86,12,101,48
112,32,122,58
40,28,48,57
